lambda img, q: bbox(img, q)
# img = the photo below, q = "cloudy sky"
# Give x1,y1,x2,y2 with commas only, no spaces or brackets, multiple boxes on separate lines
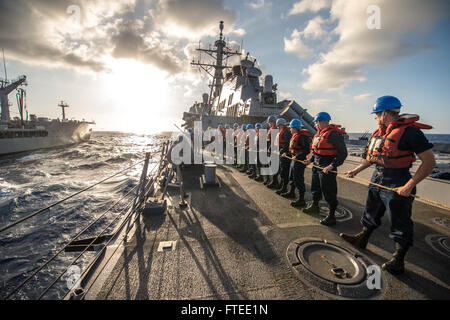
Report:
1,0,449,133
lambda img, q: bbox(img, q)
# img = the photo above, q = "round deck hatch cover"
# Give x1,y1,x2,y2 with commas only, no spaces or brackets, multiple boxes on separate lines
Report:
297,242,366,285
287,238,386,299
317,202,353,222
425,234,450,258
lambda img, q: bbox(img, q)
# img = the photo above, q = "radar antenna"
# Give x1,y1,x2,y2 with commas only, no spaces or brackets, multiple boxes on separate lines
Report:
191,21,241,110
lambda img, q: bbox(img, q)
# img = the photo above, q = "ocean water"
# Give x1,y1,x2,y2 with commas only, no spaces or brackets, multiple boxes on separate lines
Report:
348,132,450,143
347,133,450,175
0,131,172,300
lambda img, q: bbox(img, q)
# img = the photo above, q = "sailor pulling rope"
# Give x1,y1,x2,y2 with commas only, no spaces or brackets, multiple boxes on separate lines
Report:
278,152,450,211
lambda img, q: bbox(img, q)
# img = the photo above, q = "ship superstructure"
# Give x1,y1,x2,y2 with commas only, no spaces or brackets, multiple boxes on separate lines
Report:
182,21,318,134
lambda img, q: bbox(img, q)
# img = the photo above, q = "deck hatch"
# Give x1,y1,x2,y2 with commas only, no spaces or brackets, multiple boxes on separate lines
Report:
425,234,450,258
286,238,386,299
318,203,353,222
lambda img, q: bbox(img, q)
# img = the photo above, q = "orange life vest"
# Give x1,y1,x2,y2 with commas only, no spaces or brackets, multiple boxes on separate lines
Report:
276,127,290,148
311,125,346,156
289,130,312,155
267,125,277,142
218,128,226,140
365,114,432,168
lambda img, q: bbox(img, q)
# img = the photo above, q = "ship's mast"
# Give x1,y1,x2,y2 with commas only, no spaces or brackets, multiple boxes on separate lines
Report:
58,101,69,121
191,21,241,111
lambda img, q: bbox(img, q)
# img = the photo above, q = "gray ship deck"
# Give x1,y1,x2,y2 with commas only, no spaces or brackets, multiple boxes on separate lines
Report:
85,164,450,300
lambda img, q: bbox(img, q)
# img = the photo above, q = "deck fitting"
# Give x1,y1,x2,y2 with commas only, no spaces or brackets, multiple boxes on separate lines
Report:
425,234,450,258
158,241,177,252
318,203,353,222
286,237,386,299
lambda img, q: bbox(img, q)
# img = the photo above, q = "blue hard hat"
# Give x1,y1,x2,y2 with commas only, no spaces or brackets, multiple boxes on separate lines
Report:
218,124,224,129
372,96,402,114
255,123,262,129
246,124,254,129
233,123,239,128
241,124,247,130
313,112,331,122
289,119,302,128
276,118,287,126
267,115,277,123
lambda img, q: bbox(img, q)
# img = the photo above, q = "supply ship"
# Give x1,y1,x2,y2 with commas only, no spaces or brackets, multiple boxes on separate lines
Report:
0,74,94,156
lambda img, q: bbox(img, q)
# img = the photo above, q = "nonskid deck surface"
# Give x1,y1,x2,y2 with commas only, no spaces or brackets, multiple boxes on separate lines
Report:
89,165,450,300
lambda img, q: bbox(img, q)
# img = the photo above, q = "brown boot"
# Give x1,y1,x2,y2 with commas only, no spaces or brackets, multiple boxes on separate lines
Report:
281,184,296,198
267,176,279,189
303,201,320,214
339,226,374,249
276,180,288,195
290,193,306,208
382,242,409,275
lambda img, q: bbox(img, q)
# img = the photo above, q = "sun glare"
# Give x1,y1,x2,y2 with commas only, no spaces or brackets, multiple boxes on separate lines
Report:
101,59,170,134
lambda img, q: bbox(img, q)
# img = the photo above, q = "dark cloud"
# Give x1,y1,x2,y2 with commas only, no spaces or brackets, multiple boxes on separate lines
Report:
0,0,239,75
0,0,110,72
110,21,184,74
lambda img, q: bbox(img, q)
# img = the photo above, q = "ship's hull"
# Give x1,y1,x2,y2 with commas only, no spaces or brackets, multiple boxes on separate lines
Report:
0,121,93,156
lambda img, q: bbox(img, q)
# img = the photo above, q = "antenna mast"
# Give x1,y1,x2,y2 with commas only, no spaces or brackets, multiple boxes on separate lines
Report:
58,101,69,121
191,21,241,109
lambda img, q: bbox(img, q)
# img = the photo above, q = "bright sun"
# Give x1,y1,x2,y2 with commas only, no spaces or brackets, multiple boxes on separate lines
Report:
101,58,170,134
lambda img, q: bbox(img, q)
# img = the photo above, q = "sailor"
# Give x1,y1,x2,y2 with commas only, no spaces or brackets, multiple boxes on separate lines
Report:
238,124,249,172
250,123,264,181
281,119,312,208
274,118,292,195
265,115,279,186
187,128,193,141
303,112,348,226
242,124,255,174
218,124,226,142
340,96,435,275
236,124,247,169
232,123,240,165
